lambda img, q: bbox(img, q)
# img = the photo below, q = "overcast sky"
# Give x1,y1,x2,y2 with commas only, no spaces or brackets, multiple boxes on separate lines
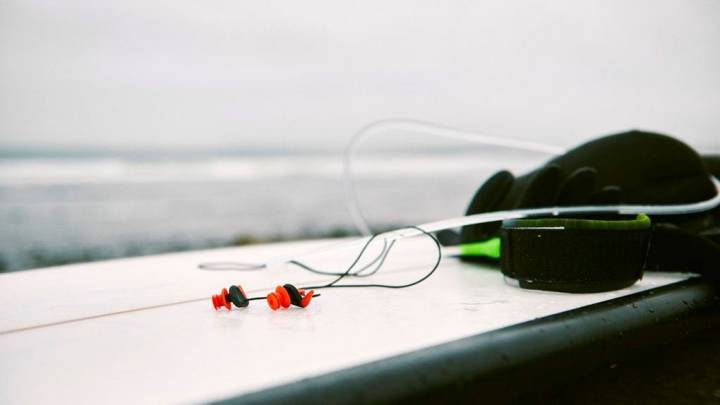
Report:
0,0,718,152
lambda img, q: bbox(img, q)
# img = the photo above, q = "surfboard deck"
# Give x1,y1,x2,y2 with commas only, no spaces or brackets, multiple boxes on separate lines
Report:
0,238,713,404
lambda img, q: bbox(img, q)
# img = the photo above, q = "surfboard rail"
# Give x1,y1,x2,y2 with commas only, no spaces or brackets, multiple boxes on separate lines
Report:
217,277,720,404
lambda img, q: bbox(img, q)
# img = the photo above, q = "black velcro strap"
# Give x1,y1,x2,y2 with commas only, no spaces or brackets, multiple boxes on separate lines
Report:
500,215,651,293
645,223,720,277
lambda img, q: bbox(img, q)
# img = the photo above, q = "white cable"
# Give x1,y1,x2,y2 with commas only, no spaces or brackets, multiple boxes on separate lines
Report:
203,119,720,270
381,176,720,241
340,118,720,257
252,175,720,267
343,119,564,236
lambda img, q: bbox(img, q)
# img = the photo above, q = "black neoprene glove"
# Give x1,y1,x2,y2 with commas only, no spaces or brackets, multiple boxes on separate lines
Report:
460,165,623,243
458,130,717,247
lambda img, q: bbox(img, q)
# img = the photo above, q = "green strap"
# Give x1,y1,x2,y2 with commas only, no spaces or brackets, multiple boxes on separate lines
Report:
460,237,501,259
504,213,651,230
459,214,651,259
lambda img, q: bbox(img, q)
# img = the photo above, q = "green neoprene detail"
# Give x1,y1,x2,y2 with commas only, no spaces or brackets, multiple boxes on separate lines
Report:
505,213,651,230
461,214,650,258
460,237,501,259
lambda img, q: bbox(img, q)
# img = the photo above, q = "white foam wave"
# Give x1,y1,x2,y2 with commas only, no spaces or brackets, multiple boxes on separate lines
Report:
0,153,539,186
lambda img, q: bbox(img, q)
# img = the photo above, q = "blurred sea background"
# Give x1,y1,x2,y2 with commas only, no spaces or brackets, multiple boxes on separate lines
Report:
0,144,545,272
2,1,719,271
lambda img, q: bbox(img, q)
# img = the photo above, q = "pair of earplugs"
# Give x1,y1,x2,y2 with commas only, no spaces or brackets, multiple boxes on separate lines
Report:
211,283,316,311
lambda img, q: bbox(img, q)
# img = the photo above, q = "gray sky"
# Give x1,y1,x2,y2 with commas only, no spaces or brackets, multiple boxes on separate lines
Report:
0,0,718,151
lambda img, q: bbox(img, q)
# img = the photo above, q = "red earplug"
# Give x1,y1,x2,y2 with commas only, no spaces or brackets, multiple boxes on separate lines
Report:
266,284,315,310
211,285,249,310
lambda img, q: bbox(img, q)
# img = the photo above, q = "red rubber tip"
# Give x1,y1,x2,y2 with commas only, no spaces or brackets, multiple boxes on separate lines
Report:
267,293,280,310
301,290,315,308
276,286,291,308
215,288,231,310
212,286,237,310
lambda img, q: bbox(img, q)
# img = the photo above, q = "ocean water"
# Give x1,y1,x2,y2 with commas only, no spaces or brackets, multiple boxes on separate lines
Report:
0,150,544,271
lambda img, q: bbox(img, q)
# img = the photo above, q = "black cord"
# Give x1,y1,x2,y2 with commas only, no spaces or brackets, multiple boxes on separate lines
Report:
301,226,442,290
288,238,396,278
246,294,321,301
200,239,396,278
200,226,443,297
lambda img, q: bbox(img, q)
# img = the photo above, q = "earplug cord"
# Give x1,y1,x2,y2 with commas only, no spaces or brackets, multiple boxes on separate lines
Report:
210,226,440,301
287,238,395,278
301,226,442,290
244,294,322,301
199,239,396,278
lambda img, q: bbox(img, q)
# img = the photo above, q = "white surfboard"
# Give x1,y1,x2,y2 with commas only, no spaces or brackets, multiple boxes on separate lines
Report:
0,237,692,404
